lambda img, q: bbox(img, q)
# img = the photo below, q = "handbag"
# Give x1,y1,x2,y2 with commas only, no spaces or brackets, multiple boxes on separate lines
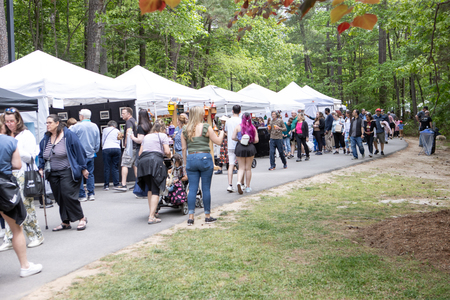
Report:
335,124,343,133
24,159,44,197
133,181,149,197
0,173,22,212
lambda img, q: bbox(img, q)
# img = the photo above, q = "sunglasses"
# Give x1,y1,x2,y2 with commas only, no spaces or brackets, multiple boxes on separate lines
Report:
5,108,16,114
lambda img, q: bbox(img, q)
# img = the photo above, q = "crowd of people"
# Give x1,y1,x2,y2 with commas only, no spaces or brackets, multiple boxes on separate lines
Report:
1,103,412,278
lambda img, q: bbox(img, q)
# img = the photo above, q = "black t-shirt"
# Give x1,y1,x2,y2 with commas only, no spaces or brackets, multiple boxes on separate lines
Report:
419,116,432,131
364,120,375,136
137,125,150,136
125,117,138,149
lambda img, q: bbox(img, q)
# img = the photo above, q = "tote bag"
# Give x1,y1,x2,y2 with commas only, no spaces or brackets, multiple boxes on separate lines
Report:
24,159,44,197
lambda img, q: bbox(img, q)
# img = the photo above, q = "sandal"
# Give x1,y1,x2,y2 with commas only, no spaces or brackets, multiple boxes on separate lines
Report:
77,218,88,231
148,217,162,225
52,223,71,231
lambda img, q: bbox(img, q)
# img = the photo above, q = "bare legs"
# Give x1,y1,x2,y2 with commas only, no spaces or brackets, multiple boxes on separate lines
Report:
0,212,29,269
147,192,160,220
121,166,137,186
236,156,254,188
237,156,246,186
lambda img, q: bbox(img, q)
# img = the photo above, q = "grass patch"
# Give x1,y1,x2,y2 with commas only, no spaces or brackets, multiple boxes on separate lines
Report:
60,174,450,300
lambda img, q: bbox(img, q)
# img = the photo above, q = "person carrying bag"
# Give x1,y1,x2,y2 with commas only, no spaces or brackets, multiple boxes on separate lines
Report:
23,158,44,198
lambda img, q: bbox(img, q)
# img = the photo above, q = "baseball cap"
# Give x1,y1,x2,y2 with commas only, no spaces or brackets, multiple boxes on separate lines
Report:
376,108,381,112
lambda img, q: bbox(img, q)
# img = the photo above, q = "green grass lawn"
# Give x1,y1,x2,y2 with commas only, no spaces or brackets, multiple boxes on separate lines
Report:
62,173,450,300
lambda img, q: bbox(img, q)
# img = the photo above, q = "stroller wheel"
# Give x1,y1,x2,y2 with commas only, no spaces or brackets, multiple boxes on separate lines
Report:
181,202,189,215
196,189,204,208
252,158,257,168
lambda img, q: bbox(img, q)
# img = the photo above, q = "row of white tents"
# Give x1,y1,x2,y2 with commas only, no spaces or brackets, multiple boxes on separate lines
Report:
0,51,343,140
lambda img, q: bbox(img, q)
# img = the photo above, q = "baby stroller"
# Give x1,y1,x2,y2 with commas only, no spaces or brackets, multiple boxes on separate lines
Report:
156,179,203,215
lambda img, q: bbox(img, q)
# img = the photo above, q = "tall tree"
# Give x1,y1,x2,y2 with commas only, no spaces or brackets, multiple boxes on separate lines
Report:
0,0,8,67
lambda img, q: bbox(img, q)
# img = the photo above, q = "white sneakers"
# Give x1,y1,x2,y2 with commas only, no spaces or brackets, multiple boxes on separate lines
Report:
27,236,45,248
0,228,5,238
227,185,235,193
0,240,13,252
20,262,43,278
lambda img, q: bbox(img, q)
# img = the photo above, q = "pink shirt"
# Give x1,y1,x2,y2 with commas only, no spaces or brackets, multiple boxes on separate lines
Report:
142,133,169,154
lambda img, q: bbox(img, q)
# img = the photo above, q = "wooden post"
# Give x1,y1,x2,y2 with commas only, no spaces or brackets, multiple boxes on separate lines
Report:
207,108,214,161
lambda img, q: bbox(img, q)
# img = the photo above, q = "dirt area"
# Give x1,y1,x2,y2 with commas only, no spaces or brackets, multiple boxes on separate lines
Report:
24,137,450,299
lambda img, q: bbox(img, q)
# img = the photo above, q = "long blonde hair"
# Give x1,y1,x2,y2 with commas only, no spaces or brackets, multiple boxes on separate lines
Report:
185,106,205,142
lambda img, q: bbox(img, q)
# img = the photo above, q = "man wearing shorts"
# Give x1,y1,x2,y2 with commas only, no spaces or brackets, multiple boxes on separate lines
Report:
224,105,241,192
115,107,137,191
373,108,388,155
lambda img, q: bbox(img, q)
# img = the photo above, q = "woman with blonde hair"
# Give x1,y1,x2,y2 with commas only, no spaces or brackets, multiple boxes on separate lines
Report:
181,106,224,226
173,113,188,156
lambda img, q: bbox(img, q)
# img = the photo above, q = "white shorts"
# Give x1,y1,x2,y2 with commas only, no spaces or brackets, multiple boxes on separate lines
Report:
228,149,236,165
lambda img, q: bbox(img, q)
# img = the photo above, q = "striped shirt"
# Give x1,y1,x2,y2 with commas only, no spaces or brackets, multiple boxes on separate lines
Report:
43,137,71,171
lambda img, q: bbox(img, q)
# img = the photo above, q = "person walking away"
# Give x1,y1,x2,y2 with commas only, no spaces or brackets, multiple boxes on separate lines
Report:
224,105,241,192
373,108,388,155
364,113,376,157
323,108,333,153
307,112,325,155
398,120,404,140
136,120,171,224
283,118,293,158
173,113,188,156
0,108,44,252
289,110,299,157
39,115,89,231
232,112,259,194
349,109,365,160
415,106,428,130
70,109,100,201
0,118,43,277
116,107,138,191
331,112,345,154
295,114,310,162
181,106,224,226
419,111,432,131
268,111,287,170
344,110,352,155
102,120,121,191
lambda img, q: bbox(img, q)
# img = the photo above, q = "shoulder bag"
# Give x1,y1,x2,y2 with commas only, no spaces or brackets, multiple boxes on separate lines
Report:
0,173,22,212
24,158,44,197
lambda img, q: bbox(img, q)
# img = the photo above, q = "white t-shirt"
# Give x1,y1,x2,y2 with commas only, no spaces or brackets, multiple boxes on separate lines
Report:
225,116,241,150
142,133,169,154
15,129,36,173
102,127,121,149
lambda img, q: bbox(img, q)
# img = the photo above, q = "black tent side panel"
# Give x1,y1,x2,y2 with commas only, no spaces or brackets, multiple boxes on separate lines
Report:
0,88,39,111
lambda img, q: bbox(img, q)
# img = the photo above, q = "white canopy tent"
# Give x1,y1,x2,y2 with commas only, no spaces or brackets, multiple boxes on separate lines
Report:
0,50,136,139
199,85,271,116
302,85,342,106
115,66,215,116
237,83,305,119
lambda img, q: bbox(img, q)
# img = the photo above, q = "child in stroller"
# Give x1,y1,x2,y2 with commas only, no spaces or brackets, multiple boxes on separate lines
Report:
166,153,188,205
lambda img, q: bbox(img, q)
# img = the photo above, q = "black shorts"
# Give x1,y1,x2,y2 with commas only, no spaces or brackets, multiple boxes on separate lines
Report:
1,200,27,226
235,143,257,158
143,175,161,195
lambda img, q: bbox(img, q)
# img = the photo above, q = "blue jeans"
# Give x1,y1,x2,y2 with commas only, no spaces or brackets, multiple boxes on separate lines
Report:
269,139,287,168
79,158,95,197
103,148,121,188
283,137,291,154
186,153,214,215
350,136,365,158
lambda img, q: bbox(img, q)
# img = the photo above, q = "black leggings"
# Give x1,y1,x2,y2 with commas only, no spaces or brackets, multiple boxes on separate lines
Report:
333,132,345,149
296,135,310,158
313,131,323,152
365,135,374,154
143,175,161,195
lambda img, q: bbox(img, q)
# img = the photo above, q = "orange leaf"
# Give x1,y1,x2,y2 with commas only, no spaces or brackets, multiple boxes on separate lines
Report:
164,0,180,8
332,0,345,6
284,0,294,6
356,0,380,3
330,5,353,23
139,0,165,14
299,0,317,19
350,13,378,30
337,22,350,34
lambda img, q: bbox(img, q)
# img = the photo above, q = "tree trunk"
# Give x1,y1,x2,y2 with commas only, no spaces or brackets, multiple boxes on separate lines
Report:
378,25,387,106
336,30,343,100
401,78,405,117
387,32,400,117
325,13,335,96
201,19,212,88
51,0,58,57
169,36,181,81
410,75,417,117
139,16,146,67
300,22,313,80
86,0,103,72
0,0,8,67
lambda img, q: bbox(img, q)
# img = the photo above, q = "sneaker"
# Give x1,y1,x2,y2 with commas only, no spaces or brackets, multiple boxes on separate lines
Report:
103,187,109,191
296,159,302,162
268,167,275,171
227,185,234,193
333,151,339,154
324,150,331,154
283,164,287,169
20,262,43,278
0,229,5,238
374,150,379,155
27,237,44,248
351,157,358,160
369,154,373,158
245,187,252,193
39,203,54,209
78,197,88,202
187,219,194,226
114,184,127,192
205,217,217,223
385,141,388,144
362,154,365,159
343,149,347,154
381,151,385,155
88,195,95,201
214,169,223,175
237,182,243,195
305,156,310,161
0,241,13,252
315,152,322,155
135,195,147,199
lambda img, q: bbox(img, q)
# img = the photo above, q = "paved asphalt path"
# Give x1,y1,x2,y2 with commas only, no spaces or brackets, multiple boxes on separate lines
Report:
1,139,407,299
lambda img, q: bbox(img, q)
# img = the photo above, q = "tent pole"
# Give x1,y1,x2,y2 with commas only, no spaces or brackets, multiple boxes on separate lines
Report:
225,104,228,116
154,102,157,118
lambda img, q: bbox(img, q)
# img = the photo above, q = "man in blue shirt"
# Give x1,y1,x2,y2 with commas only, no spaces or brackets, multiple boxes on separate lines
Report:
372,108,388,155
324,108,333,153
70,109,100,201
